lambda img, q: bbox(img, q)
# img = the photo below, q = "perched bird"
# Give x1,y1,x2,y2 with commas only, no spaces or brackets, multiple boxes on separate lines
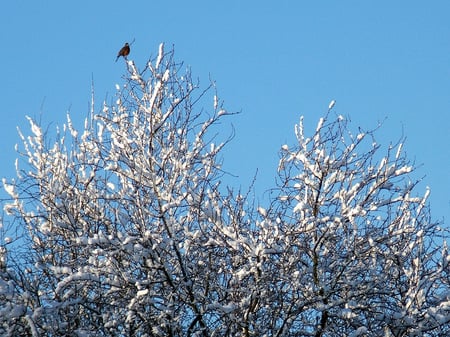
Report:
116,43,130,62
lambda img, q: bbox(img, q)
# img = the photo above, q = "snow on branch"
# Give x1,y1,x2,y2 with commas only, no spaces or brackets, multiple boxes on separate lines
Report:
0,47,448,336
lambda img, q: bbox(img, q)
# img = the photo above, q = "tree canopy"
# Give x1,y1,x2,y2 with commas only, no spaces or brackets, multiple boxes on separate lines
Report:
1,44,449,337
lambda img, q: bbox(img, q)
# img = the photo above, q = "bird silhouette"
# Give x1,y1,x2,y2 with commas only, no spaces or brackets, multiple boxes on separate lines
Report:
116,43,130,62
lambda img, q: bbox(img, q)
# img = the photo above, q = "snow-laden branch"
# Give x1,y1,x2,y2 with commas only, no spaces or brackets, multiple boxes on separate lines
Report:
1,46,448,336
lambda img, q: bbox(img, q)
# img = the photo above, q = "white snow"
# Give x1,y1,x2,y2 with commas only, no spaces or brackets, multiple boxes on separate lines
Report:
2,179,17,199
136,289,149,297
156,42,164,69
257,207,267,217
328,99,336,111
27,116,42,138
1,53,447,337
348,327,368,337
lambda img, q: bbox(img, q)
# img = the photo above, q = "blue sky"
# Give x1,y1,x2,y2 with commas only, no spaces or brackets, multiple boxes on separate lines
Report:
1,1,449,223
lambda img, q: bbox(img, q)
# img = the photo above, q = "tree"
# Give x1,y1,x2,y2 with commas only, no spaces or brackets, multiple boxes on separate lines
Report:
266,116,450,336
1,44,449,336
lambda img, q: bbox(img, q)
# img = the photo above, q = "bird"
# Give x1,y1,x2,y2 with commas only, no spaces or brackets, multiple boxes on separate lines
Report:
116,43,130,62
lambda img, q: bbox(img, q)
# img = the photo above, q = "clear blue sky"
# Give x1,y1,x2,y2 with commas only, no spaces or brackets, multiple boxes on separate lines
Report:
1,1,449,223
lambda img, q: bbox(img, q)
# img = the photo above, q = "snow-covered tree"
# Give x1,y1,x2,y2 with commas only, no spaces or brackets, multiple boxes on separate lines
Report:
263,116,450,336
1,44,449,336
